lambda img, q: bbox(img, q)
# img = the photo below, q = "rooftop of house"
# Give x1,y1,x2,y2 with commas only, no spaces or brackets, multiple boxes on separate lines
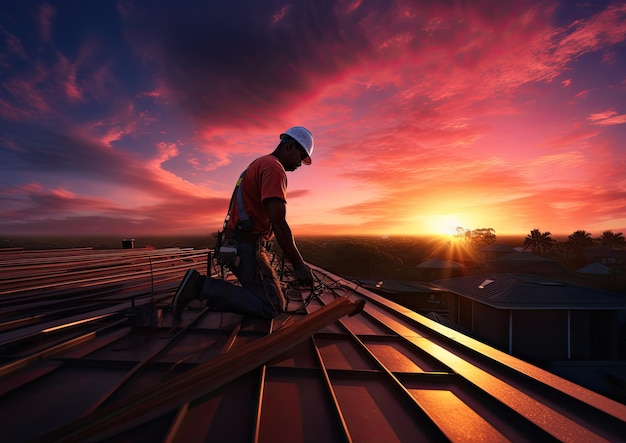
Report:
1,246,626,442
433,272,626,309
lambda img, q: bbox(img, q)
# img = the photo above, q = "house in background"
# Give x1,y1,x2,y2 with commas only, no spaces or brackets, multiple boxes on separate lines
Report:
432,273,626,362
576,248,626,295
359,279,449,315
577,262,614,275
479,243,517,260
415,258,466,281
584,247,626,266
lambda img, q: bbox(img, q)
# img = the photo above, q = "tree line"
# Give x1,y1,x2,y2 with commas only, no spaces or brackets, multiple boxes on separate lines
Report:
523,229,626,257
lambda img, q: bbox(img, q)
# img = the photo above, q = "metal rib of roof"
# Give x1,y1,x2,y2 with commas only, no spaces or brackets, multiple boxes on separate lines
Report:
1,247,626,442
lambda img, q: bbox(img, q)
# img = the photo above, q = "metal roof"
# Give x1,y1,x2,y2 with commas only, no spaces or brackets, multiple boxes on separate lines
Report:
2,247,626,442
433,273,626,309
576,262,614,275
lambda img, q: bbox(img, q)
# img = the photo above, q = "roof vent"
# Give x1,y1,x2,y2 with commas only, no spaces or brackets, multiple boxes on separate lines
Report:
479,279,495,289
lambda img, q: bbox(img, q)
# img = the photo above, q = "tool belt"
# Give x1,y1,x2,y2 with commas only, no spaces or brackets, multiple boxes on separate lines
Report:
217,229,260,267
217,237,239,267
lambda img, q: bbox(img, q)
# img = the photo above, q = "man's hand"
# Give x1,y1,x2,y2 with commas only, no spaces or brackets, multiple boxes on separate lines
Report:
294,264,314,288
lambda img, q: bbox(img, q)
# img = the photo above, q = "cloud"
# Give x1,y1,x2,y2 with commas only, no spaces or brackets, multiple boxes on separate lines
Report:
120,1,372,129
0,182,228,236
588,109,626,126
38,3,55,42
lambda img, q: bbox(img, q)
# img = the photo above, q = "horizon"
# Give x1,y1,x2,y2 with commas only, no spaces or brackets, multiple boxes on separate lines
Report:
1,230,621,248
1,1,625,238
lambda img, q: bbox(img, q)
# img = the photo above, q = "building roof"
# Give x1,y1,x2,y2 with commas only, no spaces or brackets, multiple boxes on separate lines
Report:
577,262,614,275
433,273,626,309
1,248,626,441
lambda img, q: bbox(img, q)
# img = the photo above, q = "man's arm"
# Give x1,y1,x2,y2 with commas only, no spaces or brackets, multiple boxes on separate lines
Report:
265,197,304,266
265,197,313,286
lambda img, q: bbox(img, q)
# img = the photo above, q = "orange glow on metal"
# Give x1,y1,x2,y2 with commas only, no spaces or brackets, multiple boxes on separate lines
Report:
42,315,109,333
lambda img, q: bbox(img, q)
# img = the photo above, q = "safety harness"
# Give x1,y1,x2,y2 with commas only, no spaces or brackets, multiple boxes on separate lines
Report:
222,168,252,233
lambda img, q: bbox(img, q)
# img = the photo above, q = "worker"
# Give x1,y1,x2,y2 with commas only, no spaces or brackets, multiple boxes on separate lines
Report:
172,126,315,318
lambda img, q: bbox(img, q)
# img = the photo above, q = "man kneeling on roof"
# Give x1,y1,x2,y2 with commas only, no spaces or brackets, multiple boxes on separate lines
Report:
171,126,315,318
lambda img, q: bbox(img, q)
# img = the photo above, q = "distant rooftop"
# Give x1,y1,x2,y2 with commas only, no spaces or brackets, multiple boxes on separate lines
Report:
433,273,626,309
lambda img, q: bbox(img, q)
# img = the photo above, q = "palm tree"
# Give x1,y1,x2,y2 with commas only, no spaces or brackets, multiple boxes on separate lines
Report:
567,230,594,256
599,230,626,250
523,229,556,255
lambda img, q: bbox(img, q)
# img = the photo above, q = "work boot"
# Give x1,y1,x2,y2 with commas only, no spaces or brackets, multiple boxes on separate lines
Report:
172,269,205,318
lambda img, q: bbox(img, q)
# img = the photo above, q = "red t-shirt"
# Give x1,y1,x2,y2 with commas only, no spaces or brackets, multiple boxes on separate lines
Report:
226,155,287,240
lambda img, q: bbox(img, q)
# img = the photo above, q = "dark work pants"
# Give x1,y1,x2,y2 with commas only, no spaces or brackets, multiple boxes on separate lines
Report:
199,241,285,318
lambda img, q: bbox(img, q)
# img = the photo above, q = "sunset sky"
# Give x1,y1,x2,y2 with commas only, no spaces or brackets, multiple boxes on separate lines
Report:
1,1,625,239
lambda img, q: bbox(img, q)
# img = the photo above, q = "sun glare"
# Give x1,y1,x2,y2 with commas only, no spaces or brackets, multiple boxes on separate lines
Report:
425,214,464,237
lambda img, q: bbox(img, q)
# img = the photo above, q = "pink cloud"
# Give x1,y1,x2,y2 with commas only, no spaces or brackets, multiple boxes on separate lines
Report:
588,109,626,126
0,181,229,236
542,126,602,149
38,3,55,42
1,76,52,119
271,6,287,24
557,3,626,56
2,29,26,58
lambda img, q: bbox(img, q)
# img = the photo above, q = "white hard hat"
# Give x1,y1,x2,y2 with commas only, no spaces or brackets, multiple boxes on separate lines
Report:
280,126,314,165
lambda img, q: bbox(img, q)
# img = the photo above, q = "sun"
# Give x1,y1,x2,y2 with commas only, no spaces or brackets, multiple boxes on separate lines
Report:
425,214,465,237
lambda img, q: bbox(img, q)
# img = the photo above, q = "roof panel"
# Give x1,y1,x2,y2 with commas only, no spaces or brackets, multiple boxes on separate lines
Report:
331,373,444,442
260,370,345,443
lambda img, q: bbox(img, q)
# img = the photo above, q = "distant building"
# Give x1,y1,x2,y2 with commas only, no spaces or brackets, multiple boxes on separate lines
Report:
584,247,626,266
478,243,517,260
415,258,467,281
577,262,613,275
359,279,448,315
433,273,626,362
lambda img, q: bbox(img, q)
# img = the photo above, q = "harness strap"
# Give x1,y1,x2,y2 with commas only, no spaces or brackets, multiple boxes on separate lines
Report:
223,168,253,231
235,171,253,230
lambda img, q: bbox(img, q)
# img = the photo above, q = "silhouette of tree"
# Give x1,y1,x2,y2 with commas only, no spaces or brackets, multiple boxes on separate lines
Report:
567,230,594,256
523,229,556,255
453,227,496,249
599,230,626,250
